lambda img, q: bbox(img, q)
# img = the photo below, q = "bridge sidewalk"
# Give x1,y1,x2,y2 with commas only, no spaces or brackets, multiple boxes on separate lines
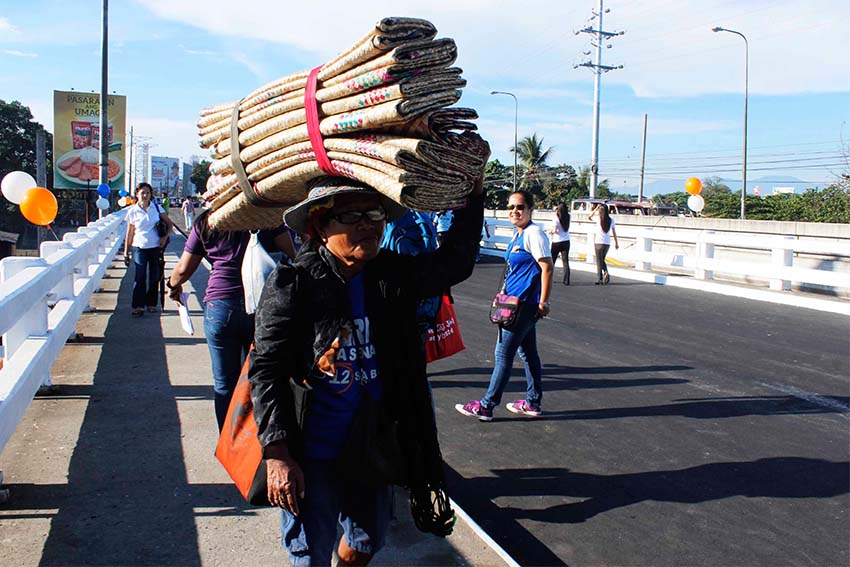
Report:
0,238,506,566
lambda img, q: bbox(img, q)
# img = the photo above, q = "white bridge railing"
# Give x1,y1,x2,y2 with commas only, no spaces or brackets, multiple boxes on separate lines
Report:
480,216,849,295
0,211,126,466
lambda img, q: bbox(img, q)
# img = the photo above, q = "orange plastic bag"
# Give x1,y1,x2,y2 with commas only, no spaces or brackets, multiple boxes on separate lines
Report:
215,353,269,506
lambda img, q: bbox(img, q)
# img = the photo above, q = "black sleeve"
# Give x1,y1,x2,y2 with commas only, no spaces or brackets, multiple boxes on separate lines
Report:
406,193,485,299
248,263,304,450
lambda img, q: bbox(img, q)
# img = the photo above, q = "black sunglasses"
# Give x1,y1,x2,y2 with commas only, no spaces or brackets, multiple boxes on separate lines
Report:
330,208,387,224
507,204,527,211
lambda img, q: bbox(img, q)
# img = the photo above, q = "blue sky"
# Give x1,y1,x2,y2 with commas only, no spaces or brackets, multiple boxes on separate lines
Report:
3,0,849,195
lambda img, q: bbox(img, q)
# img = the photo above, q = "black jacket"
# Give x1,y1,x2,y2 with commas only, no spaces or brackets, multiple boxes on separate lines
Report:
248,195,483,496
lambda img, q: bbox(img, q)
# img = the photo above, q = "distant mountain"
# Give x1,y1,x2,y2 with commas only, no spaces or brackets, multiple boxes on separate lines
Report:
618,175,820,198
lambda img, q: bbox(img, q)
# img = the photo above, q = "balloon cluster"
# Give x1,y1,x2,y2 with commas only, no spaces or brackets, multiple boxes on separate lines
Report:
685,177,704,213
116,187,135,207
1,171,58,226
96,183,111,210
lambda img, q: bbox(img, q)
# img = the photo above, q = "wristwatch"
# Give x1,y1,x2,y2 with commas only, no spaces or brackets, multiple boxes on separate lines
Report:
165,280,177,290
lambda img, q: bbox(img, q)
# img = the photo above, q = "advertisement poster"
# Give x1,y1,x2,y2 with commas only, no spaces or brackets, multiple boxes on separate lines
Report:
52,90,127,190
150,156,180,196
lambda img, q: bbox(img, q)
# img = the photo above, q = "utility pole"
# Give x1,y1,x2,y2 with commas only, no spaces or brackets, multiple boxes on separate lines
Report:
638,114,648,203
99,0,109,189
128,126,134,190
36,129,47,248
575,0,624,198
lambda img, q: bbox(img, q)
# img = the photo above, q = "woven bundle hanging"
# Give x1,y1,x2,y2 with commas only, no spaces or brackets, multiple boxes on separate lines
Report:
197,17,489,231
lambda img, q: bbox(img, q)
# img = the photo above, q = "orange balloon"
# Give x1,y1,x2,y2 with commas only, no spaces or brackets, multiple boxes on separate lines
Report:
20,187,58,226
685,177,703,195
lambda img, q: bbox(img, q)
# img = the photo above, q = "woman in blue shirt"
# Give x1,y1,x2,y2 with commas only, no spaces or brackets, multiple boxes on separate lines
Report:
456,190,553,421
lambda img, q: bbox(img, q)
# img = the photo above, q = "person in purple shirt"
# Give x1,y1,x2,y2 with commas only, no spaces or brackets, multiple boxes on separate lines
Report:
166,209,295,430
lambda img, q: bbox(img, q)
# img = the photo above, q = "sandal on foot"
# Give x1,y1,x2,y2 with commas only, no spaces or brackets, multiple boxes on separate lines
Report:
131,308,144,317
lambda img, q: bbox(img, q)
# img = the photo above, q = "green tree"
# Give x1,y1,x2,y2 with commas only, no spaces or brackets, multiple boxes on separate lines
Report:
512,133,553,198
190,160,212,195
0,100,53,183
541,164,584,208
483,159,512,209
767,186,850,223
576,165,610,198
701,176,732,198
0,100,54,244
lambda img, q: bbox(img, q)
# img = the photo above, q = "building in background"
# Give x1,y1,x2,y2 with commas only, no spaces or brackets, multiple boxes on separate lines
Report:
136,143,151,184
182,162,196,197
150,156,180,196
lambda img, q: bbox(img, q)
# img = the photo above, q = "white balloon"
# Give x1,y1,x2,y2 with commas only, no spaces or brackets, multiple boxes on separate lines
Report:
118,197,128,207
1,171,37,204
688,194,705,213
96,197,110,210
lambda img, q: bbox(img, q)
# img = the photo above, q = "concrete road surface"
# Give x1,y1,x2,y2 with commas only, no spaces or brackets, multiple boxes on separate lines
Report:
0,237,507,567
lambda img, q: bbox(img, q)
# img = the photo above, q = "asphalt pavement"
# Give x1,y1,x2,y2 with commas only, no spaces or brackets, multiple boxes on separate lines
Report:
432,256,850,566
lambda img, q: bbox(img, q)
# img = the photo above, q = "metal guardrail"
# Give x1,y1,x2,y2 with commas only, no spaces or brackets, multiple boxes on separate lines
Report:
479,216,850,292
0,211,126,465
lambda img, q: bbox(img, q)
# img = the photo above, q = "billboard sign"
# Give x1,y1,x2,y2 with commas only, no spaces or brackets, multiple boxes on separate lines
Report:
150,156,180,196
52,90,127,190
182,162,196,196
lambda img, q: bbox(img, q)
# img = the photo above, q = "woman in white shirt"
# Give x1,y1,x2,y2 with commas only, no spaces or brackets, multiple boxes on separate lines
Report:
548,204,571,285
122,182,174,316
588,202,619,285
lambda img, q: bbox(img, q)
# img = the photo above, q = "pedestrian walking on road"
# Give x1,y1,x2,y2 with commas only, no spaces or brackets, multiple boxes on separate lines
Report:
123,182,174,317
434,209,453,248
456,190,553,421
181,198,195,229
588,202,619,285
548,204,571,285
166,209,294,431
249,174,485,566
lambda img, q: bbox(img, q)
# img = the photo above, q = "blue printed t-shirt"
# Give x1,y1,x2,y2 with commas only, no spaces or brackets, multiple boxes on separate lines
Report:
303,272,382,459
504,222,551,304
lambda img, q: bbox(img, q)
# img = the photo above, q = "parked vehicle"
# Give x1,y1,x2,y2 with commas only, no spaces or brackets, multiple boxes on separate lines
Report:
571,198,682,216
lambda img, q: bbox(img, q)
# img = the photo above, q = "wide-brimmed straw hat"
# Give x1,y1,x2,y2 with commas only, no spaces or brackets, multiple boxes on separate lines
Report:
283,177,407,234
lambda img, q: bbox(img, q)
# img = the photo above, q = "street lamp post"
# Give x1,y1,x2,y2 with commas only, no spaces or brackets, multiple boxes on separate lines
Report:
490,90,518,191
713,26,748,220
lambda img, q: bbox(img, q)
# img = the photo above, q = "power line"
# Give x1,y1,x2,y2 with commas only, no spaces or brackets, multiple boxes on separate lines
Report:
574,0,625,198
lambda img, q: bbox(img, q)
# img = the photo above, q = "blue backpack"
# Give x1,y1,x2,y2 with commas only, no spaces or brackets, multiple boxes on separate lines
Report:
382,211,441,324
381,211,437,256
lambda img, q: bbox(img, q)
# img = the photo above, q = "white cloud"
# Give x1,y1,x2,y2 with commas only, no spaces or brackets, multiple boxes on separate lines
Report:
0,17,19,35
135,0,850,98
131,117,202,162
178,44,218,56
2,49,37,58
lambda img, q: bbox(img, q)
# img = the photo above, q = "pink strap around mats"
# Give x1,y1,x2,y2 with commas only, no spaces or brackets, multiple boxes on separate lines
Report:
305,66,340,176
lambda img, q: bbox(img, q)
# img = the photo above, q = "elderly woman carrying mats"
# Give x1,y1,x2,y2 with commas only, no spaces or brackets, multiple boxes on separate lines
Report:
249,170,486,566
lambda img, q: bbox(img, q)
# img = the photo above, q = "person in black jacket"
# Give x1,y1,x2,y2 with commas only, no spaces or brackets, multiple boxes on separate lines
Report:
248,174,485,566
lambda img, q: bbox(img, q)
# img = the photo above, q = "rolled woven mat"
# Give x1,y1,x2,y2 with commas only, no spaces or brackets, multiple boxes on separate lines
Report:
198,38,458,136
208,157,471,232
199,64,464,148
199,18,489,230
201,106,485,202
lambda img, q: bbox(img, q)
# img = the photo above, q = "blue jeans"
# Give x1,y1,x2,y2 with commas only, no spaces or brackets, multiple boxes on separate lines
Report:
280,459,392,566
131,246,161,309
481,302,543,410
204,297,254,430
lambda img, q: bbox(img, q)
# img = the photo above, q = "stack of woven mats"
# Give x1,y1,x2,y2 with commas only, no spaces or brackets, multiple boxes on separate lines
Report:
197,16,489,231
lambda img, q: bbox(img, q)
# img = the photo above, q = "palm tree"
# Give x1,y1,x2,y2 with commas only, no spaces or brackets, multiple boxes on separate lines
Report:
511,133,554,191
577,165,610,198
